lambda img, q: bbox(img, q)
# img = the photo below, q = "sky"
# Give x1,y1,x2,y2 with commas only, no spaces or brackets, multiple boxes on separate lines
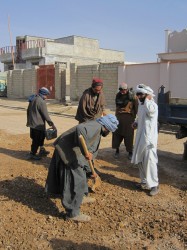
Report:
0,0,187,71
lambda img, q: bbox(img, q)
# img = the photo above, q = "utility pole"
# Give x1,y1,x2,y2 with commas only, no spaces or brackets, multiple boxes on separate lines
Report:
8,15,15,69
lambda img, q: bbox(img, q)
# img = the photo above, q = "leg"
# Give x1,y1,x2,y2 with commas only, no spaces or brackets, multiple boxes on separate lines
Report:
142,148,159,189
138,162,147,185
123,115,134,158
62,166,88,218
30,128,40,155
112,132,123,150
112,132,123,158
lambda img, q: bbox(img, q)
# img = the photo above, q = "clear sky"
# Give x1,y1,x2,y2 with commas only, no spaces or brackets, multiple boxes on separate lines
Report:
0,0,187,66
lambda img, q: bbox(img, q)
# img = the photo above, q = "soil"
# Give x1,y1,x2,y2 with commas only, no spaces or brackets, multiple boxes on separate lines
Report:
0,107,186,250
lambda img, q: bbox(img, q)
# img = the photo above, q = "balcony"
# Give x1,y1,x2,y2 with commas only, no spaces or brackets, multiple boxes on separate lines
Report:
0,39,46,63
0,46,17,63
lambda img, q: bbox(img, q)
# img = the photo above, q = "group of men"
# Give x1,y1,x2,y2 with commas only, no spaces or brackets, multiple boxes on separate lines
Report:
26,78,159,222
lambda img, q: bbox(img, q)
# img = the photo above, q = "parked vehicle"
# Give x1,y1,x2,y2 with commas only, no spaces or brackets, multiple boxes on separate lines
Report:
158,85,187,159
0,76,7,97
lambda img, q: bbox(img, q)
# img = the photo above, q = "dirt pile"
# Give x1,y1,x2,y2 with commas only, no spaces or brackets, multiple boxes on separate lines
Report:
0,130,186,250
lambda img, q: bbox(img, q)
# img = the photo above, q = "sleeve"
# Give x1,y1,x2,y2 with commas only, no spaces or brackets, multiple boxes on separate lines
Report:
75,92,88,122
133,96,139,117
144,99,157,117
39,101,54,126
76,123,101,157
100,91,106,113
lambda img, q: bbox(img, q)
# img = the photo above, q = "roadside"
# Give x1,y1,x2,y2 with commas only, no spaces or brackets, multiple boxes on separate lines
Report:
0,97,115,118
0,97,78,118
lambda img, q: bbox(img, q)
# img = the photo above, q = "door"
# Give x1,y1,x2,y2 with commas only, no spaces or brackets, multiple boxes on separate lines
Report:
37,65,55,99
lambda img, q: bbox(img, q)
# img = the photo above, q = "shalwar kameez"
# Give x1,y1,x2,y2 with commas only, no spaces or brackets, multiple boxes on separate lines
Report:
45,114,119,221
131,84,159,193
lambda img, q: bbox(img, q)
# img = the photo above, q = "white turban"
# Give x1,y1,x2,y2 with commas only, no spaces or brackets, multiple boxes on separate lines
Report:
136,84,155,97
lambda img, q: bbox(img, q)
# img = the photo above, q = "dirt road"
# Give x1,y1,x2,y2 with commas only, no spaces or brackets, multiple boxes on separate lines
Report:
0,107,186,250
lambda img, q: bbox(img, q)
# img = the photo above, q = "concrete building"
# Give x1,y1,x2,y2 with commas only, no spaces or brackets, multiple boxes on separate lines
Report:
2,29,187,107
0,35,124,71
158,29,187,62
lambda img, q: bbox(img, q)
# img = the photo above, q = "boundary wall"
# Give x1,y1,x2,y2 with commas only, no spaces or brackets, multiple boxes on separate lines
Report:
118,61,187,101
5,60,187,109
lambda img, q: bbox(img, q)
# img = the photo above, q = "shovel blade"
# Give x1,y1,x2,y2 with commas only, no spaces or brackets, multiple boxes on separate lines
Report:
88,175,102,192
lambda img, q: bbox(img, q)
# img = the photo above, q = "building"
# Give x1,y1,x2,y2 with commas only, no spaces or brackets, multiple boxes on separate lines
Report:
158,29,187,62
0,35,124,71
2,29,187,106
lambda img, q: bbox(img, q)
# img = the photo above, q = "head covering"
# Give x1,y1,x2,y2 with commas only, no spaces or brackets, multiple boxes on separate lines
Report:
119,82,128,90
28,94,36,102
92,78,103,88
136,84,155,97
39,87,50,96
96,114,119,132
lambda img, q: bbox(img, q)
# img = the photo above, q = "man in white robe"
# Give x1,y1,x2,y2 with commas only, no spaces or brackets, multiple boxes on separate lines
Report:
131,84,159,196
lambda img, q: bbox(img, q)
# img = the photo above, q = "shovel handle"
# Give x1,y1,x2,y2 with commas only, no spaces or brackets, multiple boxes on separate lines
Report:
79,134,96,175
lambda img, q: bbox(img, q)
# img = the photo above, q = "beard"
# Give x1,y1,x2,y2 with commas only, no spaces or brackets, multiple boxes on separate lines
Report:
101,130,110,137
139,96,146,104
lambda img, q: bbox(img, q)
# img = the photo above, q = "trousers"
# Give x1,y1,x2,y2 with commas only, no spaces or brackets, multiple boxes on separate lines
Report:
30,128,45,154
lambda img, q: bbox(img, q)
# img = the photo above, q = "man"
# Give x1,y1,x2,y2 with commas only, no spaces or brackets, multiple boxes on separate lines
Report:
75,78,106,123
131,84,159,196
26,87,56,160
45,114,119,222
112,82,138,160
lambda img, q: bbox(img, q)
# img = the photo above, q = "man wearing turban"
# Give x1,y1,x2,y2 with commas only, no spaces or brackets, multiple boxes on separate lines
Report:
45,114,119,222
26,87,56,160
75,78,106,123
131,84,159,196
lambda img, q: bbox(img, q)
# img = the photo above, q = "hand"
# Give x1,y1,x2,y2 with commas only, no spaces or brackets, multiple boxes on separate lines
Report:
146,94,152,100
132,122,138,129
85,152,93,161
91,172,98,179
52,124,57,130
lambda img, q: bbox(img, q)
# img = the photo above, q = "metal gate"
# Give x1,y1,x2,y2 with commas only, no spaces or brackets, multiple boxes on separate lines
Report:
37,65,55,99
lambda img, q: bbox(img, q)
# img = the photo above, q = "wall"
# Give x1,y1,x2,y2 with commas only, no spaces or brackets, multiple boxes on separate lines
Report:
118,61,187,100
6,65,66,101
70,62,123,109
5,60,187,108
7,69,37,98
169,62,187,97
55,64,67,101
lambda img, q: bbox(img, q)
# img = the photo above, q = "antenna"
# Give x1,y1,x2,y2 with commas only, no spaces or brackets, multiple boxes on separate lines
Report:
8,15,15,69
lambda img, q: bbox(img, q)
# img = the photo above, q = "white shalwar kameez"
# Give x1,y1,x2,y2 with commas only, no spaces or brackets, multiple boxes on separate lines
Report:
131,98,159,188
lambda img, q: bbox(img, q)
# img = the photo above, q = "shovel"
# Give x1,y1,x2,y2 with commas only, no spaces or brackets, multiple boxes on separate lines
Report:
79,134,102,192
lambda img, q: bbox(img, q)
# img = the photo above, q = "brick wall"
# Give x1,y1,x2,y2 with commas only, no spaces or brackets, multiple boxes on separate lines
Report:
6,62,123,109
70,62,123,109
55,64,66,101
7,69,37,98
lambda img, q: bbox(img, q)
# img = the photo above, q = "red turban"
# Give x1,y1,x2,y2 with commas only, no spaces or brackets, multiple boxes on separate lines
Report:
92,77,103,88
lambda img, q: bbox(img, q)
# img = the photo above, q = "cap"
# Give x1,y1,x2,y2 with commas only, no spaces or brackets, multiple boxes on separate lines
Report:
92,78,103,88
119,82,128,90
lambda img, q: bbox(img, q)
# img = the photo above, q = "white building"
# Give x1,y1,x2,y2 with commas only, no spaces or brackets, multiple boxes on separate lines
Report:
0,35,124,71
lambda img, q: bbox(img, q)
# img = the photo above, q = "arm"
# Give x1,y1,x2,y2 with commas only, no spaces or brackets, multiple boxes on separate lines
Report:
76,122,101,160
39,101,56,129
144,96,157,117
100,91,106,116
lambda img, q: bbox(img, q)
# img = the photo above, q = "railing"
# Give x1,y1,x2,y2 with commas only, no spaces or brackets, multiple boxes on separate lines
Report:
0,39,46,55
0,46,16,55
21,39,45,50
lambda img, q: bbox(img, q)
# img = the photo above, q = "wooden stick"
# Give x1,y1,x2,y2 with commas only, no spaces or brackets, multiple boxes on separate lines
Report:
79,134,96,175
